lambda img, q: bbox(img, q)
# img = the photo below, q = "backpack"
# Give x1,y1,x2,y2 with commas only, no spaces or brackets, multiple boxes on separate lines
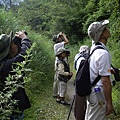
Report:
74,46,105,97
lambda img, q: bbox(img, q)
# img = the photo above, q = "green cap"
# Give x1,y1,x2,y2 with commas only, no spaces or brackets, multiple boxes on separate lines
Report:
0,31,13,61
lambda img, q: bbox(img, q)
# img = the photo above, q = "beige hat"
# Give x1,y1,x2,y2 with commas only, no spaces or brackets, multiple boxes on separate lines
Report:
0,31,13,61
52,35,58,42
56,47,70,56
88,20,109,44
79,45,89,53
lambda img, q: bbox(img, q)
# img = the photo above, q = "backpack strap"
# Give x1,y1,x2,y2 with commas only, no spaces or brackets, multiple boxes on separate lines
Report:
89,46,105,86
88,46,105,59
74,52,89,70
74,54,82,70
91,75,101,86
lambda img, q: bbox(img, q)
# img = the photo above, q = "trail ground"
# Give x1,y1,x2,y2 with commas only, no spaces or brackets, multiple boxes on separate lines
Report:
66,80,76,120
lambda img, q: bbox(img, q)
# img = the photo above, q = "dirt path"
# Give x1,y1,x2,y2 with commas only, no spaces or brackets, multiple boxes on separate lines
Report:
66,79,76,120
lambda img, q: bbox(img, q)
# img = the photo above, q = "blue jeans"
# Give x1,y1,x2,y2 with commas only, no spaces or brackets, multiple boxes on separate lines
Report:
10,111,24,120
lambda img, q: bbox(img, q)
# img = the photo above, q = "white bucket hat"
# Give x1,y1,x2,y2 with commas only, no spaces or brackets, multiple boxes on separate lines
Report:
79,45,89,53
56,47,70,56
88,20,109,44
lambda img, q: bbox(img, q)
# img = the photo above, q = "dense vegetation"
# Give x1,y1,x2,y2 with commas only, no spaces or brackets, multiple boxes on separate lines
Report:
0,0,120,119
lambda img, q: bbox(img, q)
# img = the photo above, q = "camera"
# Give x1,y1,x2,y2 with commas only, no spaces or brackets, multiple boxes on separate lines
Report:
13,30,28,47
57,33,65,41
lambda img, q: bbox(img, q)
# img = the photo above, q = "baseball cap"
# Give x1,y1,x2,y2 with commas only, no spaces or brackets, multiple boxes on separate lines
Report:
0,31,13,61
56,47,70,56
88,20,109,43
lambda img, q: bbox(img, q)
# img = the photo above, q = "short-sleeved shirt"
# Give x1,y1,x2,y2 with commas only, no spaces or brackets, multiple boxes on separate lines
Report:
54,42,66,71
74,53,85,71
90,42,111,86
54,42,65,55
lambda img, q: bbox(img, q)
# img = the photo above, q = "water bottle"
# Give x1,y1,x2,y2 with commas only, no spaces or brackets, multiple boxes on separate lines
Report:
94,87,105,105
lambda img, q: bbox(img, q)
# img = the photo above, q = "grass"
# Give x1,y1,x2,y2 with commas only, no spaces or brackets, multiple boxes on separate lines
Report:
24,83,71,120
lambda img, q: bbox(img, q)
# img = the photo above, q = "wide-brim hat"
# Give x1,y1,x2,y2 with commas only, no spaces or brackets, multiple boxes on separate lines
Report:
79,45,89,53
88,20,109,44
0,31,13,61
53,33,62,43
56,47,70,56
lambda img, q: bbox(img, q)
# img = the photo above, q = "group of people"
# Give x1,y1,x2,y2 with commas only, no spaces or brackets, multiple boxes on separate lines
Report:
0,19,114,120
52,20,113,120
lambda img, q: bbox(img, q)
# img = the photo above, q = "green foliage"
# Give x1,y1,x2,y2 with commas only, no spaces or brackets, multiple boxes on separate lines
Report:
112,83,120,114
0,8,31,35
26,33,55,95
14,0,90,43
15,0,120,44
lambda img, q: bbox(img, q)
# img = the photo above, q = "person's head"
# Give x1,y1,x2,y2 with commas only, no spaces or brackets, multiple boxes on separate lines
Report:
79,45,89,54
52,33,64,43
9,30,28,58
56,47,70,59
0,30,27,61
13,30,28,48
88,20,110,45
0,31,13,61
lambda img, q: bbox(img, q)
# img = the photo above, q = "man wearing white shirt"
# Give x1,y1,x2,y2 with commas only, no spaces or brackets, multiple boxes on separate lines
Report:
85,20,113,120
52,32,69,97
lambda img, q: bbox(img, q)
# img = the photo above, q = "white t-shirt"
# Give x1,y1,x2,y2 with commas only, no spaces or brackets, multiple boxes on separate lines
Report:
54,42,66,71
90,43,111,86
54,42,65,55
74,53,85,71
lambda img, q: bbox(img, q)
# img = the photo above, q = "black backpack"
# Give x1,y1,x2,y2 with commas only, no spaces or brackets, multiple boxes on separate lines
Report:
74,46,105,97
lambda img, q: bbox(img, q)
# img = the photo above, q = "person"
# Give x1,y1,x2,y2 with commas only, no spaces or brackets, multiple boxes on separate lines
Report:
0,31,32,119
74,45,89,71
85,20,113,120
52,32,69,97
74,45,89,120
55,47,73,105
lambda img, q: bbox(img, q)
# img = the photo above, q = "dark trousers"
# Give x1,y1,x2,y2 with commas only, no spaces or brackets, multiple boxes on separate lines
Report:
74,94,86,120
10,111,24,120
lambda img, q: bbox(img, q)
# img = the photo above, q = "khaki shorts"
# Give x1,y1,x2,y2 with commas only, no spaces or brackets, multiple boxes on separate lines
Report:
58,81,67,97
